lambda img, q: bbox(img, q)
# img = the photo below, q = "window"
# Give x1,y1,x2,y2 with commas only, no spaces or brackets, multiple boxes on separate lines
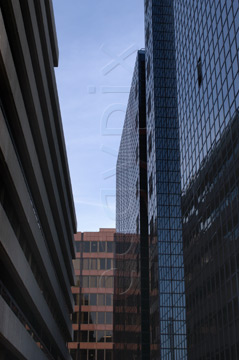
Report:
83,242,90,252
146,22,150,45
106,294,112,306
83,259,89,270
148,131,152,154
97,350,104,360
81,294,89,305
147,92,151,117
147,58,151,79
149,173,153,197
89,331,96,342
107,242,113,253
99,241,105,252
107,258,112,270
90,277,97,288
90,294,97,306
91,241,97,252
100,258,105,270
80,331,88,342
81,312,89,324
89,311,97,323
105,330,112,342
197,57,203,87
98,312,105,324
106,312,113,324
75,241,81,252
105,276,113,288
97,331,105,343
90,259,97,270
82,276,89,288
98,294,105,306
89,350,95,360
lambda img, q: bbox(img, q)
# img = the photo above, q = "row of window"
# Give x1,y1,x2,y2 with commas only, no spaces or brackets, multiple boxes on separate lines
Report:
74,258,114,271
76,311,113,325
73,293,113,306
75,241,114,253
70,349,113,360
75,276,114,289
74,329,112,343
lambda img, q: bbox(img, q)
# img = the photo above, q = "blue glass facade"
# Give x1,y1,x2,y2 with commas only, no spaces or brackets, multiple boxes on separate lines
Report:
174,1,239,359
115,51,150,360
144,1,187,359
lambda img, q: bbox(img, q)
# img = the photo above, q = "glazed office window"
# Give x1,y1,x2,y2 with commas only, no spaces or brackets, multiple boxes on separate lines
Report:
97,331,105,342
106,312,113,324
105,330,112,342
75,241,81,252
81,312,89,324
100,258,105,270
90,276,97,288
90,259,97,270
89,331,96,342
81,294,89,305
98,350,104,360
91,241,98,252
197,57,203,87
80,331,88,342
82,259,89,270
99,241,105,252
98,312,105,324
83,242,90,252
98,294,105,306
89,294,97,305
105,277,113,288
82,276,89,288
106,350,113,360
106,294,113,306
107,242,113,253
89,311,97,323
107,258,113,270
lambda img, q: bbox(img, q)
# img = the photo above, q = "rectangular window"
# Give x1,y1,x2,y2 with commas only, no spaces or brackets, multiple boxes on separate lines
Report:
80,331,88,342
83,242,90,252
107,242,113,253
107,258,112,270
97,350,104,360
91,241,98,252
106,312,113,324
98,312,105,324
99,241,105,252
89,331,96,342
98,294,105,306
90,259,97,270
75,241,81,252
90,276,97,288
89,311,97,323
105,276,113,288
83,259,89,270
100,258,105,270
97,331,105,343
106,294,112,306
82,276,89,288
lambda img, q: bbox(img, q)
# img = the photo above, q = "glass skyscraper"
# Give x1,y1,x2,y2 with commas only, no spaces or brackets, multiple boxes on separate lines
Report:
173,1,239,359
115,50,150,360
144,1,187,359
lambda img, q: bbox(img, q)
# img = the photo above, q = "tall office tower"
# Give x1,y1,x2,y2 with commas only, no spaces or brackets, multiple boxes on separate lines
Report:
173,1,239,359
69,229,115,360
144,0,187,359
115,50,150,360
0,2,77,360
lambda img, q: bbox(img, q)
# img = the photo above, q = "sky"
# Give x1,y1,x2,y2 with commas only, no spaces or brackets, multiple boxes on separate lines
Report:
52,0,145,231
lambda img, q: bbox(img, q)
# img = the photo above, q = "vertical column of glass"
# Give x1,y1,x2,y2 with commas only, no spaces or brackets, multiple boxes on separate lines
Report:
150,0,187,359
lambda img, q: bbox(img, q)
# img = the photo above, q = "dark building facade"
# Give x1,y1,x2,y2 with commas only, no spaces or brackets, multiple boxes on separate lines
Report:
0,1,77,360
69,229,115,360
173,1,239,359
144,1,187,359
114,50,150,360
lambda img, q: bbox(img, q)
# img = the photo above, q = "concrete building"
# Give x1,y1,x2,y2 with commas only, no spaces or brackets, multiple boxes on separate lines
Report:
0,1,77,360
69,229,115,360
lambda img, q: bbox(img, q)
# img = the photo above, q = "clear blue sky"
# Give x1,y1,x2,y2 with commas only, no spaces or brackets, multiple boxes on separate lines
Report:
52,0,145,231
